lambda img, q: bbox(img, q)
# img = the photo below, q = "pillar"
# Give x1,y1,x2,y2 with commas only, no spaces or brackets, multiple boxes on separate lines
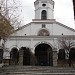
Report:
53,50,57,66
18,49,23,65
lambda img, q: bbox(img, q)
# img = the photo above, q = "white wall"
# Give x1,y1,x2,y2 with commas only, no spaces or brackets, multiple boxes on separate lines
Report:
6,38,31,50
52,23,75,35
12,22,75,36
5,37,58,52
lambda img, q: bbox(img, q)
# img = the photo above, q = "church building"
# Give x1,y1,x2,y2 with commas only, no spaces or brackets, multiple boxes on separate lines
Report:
2,0,75,66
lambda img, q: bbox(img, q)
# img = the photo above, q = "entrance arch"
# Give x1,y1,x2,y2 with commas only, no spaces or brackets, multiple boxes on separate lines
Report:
35,43,53,66
10,47,19,65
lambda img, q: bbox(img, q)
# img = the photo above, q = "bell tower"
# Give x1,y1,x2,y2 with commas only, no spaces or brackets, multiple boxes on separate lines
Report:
34,0,54,20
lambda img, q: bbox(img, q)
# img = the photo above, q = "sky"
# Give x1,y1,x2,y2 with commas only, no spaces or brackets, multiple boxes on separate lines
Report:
19,0,75,29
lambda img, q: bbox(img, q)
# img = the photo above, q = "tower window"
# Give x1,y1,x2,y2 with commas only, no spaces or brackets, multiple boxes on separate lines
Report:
41,10,47,20
42,4,46,7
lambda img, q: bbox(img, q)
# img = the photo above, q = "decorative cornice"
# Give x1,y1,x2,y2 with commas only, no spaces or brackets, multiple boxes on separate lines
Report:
14,22,32,32
34,0,54,6
55,21,75,32
32,19,55,23
9,35,75,40
12,19,75,34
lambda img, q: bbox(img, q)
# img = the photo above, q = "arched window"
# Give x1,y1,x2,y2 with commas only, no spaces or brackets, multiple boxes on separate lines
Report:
38,29,50,36
10,47,19,65
41,10,47,20
58,49,65,60
69,48,75,60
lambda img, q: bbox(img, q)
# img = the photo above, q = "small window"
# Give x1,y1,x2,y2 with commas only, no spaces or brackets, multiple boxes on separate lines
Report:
42,24,46,28
42,4,46,7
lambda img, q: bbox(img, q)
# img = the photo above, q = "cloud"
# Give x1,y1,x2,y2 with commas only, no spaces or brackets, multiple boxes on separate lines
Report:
54,0,74,28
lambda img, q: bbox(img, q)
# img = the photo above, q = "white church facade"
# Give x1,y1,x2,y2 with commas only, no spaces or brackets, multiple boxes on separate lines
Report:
2,0,75,66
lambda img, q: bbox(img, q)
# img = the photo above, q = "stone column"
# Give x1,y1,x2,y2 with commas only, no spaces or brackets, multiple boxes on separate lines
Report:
30,48,36,65
53,50,58,66
18,49,23,65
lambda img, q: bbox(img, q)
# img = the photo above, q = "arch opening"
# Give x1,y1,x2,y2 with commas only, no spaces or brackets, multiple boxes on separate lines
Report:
10,47,19,65
41,10,47,20
69,48,75,60
58,49,65,60
35,43,53,66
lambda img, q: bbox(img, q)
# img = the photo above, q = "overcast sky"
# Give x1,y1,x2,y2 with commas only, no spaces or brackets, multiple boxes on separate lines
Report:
20,0,75,29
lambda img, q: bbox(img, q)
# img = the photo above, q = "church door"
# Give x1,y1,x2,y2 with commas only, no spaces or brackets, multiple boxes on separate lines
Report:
35,43,53,66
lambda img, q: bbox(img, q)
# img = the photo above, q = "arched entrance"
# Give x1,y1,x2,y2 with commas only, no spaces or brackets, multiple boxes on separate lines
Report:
10,47,19,65
35,43,53,66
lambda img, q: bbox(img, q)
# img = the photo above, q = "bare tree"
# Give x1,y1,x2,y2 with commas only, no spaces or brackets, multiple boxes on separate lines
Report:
58,37,75,67
0,0,23,45
0,0,22,63
58,38,75,59
0,0,22,29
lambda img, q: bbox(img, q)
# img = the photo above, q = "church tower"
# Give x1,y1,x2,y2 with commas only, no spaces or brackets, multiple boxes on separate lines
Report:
34,0,54,20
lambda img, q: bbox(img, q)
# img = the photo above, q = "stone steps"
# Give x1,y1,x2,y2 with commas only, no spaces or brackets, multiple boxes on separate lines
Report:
0,66,75,75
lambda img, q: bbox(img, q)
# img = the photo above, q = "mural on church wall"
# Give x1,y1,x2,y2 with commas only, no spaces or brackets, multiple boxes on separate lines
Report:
38,29,50,36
